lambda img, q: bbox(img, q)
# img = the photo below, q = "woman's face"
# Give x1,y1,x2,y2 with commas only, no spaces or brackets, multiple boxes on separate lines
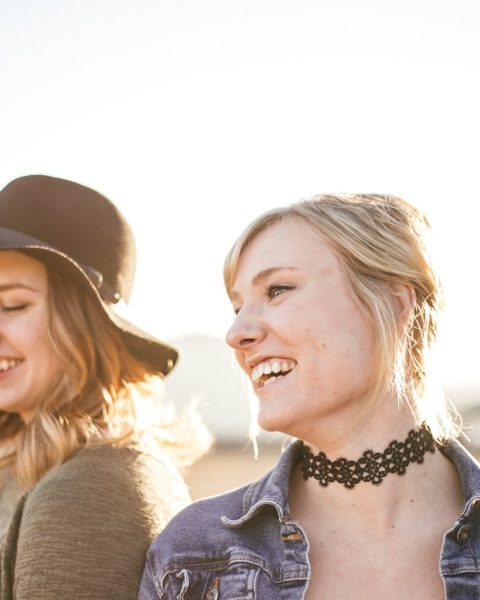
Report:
0,251,61,422
226,218,376,442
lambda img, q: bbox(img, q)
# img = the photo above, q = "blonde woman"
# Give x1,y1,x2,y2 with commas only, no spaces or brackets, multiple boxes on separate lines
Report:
140,194,475,599
0,175,203,600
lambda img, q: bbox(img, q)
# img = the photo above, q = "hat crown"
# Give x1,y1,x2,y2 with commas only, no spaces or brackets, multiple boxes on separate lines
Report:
0,175,135,302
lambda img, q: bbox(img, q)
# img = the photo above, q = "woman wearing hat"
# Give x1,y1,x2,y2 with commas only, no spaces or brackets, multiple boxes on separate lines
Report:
140,194,477,599
0,175,203,599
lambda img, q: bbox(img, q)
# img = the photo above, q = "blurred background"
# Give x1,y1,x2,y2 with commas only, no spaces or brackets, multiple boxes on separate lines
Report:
1,0,479,499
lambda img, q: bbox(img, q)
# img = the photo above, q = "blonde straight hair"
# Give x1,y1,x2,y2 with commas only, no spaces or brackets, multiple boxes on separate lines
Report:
224,193,458,442
0,268,206,489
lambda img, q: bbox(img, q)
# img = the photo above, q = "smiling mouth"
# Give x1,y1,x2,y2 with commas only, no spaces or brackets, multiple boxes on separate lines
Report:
0,359,23,373
251,358,296,388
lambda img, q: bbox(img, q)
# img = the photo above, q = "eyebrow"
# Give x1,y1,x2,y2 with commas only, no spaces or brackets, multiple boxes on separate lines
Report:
229,266,300,301
0,282,41,293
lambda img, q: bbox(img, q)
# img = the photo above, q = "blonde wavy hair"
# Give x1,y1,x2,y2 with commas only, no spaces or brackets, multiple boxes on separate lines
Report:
224,193,459,442
0,268,208,489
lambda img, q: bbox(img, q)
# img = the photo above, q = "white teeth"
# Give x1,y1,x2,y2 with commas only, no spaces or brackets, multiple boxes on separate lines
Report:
251,358,297,384
263,375,277,386
0,359,21,372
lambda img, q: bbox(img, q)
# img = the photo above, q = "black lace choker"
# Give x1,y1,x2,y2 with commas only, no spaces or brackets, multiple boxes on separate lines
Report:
300,427,435,490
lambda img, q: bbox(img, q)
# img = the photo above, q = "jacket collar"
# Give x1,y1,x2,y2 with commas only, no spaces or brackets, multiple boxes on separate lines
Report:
221,440,302,528
441,438,480,517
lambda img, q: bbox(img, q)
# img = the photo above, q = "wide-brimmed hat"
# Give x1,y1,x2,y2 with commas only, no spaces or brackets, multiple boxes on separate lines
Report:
0,175,178,375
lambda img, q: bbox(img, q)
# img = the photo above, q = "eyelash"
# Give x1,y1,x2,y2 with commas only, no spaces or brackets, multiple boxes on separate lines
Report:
266,283,294,300
232,283,295,314
2,304,29,312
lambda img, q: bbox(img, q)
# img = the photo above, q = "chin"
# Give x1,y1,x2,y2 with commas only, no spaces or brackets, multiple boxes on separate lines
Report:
257,407,297,436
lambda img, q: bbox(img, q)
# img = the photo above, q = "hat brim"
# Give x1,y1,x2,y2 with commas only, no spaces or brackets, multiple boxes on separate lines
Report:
0,226,178,376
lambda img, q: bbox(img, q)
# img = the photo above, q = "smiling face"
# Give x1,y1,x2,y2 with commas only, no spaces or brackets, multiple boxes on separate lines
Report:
0,251,61,422
226,217,376,443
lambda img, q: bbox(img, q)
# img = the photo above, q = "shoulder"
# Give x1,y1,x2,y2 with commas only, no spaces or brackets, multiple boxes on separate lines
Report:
27,442,189,521
442,439,480,498
176,483,249,526
139,476,293,600
146,442,297,561
2,443,190,599
148,484,249,554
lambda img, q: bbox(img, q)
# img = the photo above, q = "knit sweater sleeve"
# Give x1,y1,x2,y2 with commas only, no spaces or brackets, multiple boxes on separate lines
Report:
0,444,190,600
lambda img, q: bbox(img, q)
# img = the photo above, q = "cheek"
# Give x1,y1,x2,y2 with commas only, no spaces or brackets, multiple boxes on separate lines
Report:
33,323,51,350
13,324,44,351
300,311,374,375
26,315,55,362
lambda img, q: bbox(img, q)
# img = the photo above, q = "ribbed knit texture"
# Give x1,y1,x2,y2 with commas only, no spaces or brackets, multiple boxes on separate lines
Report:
0,443,190,599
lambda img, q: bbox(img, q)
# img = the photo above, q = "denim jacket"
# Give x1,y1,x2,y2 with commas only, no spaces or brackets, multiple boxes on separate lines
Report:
139,439,480,599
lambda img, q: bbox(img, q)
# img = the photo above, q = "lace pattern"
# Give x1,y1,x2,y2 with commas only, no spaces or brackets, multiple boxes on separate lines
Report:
300,427,436,490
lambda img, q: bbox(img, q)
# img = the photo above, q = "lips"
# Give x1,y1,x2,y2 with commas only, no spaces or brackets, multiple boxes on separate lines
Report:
251,358,296,387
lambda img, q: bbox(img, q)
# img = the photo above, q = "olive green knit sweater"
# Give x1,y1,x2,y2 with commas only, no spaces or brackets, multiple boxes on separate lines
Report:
0,443,190,599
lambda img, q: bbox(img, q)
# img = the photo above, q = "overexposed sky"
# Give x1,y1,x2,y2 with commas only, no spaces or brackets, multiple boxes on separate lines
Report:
1,0,479,386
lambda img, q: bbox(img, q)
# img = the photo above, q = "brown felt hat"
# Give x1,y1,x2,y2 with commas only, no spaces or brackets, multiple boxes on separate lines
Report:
0,174,178,375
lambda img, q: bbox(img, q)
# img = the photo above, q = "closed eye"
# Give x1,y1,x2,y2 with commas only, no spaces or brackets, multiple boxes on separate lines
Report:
2,304,29,312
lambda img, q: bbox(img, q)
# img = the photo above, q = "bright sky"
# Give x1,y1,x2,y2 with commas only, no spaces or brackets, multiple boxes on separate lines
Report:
1,0,479,387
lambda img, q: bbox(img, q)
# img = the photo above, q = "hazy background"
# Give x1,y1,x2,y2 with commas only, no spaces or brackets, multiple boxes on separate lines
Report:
2,0,479,494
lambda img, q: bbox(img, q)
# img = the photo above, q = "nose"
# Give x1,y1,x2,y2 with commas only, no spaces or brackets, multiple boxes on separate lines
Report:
225,306,265,350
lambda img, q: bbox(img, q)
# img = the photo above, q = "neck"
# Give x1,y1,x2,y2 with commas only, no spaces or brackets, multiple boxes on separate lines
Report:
300,426,435,490
290,446,461,537
298,390,419,457
288,401,463,536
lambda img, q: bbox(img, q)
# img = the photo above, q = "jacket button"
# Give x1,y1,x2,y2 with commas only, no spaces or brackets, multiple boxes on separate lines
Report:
456,524,471,544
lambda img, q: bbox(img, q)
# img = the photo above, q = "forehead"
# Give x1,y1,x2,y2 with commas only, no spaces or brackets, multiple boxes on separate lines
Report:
232,218,338,289
0,250,48,287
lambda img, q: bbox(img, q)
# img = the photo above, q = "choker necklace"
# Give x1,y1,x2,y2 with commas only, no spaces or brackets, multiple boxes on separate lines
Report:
300,427,435,490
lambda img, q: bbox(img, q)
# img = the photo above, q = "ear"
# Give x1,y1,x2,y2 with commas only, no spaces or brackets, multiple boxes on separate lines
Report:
390,283,415,324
